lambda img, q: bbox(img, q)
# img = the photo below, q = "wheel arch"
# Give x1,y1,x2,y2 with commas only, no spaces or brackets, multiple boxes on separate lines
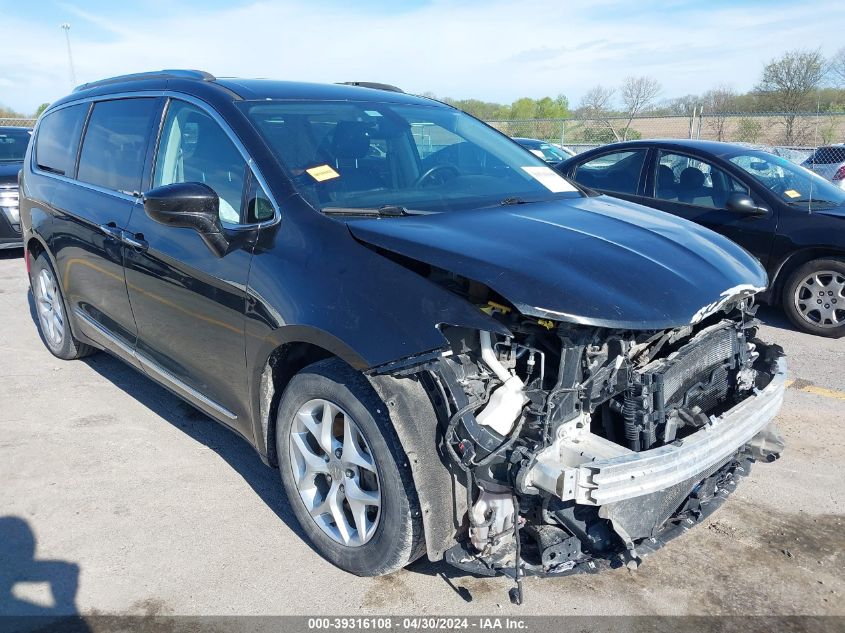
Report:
255,336,463,562
25,234,50,271
366,370,466,562
768,247,845,304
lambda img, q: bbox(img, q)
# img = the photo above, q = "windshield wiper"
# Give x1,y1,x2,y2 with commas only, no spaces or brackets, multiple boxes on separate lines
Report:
321,205,433,218
787,199,840,207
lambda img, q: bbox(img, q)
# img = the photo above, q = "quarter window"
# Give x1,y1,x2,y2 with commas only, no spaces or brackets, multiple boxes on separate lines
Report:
35,104,89,176
573,150,647,195
244,171,275,223
77,98,158,194
655,152,748,209
154,100,246,224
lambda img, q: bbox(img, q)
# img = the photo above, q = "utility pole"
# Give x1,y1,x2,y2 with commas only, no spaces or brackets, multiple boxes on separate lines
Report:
60,23,77,87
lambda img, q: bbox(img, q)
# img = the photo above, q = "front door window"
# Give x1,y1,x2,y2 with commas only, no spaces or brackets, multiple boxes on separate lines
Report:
154,101,246,224
655,152,748,209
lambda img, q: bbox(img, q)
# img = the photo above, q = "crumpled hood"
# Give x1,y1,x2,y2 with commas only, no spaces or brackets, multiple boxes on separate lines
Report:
347,196,768,330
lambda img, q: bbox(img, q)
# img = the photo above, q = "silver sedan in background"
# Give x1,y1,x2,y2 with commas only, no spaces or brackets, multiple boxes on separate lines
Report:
802,144,845,189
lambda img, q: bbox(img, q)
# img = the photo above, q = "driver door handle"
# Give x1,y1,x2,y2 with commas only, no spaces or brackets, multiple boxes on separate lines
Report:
121,231,148,252
98,222,123,240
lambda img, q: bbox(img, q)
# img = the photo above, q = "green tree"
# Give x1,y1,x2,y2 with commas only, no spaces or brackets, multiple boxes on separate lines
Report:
736,118,763,143
34,103,50,118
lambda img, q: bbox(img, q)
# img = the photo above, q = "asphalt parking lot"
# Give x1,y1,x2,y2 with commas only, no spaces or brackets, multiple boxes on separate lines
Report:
1,247,843,617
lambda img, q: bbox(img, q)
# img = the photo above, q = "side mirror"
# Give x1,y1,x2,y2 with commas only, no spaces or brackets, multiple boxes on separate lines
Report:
143,182,229,256
726,192,767,217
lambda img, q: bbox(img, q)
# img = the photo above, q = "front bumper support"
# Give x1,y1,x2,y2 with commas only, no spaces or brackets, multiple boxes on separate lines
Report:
524,357,786,506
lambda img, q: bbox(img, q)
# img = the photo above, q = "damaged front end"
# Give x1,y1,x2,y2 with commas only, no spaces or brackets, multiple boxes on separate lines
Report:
420,294,785,587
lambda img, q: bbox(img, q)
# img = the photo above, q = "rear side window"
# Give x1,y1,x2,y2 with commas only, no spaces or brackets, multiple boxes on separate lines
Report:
573,150,647,195
77,98,158,194
35,104,89,176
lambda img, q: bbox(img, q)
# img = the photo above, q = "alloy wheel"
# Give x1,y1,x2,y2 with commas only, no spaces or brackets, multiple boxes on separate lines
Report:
794,270,845,328
34,267,65,348
288,399,381,547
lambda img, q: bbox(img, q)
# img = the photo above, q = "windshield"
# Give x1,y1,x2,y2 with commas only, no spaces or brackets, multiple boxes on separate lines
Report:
240,100,579,213
0,128,31,163
729,151,845,209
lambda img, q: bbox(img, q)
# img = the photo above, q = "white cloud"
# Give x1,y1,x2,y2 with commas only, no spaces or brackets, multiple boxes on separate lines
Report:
1,0,843,113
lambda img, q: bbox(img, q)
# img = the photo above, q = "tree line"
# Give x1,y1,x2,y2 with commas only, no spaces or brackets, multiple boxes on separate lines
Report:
0,102,49,120
429,48,845,146
3,48,844,145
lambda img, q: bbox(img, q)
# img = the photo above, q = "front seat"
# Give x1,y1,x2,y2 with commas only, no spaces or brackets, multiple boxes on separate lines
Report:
182,112,244,222
677,167,706,204
656,165,677,199
328,122,384,192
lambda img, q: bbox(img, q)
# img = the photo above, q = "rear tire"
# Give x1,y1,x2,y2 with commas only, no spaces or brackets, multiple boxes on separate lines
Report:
276,358,424,576
30,252,97,359
782,258,845,338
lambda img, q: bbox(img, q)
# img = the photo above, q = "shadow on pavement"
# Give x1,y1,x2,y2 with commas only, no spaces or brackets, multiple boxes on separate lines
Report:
0,247,23,260
756,304,798,333
24,290,315,559
81,351,315,553
0,516,90,631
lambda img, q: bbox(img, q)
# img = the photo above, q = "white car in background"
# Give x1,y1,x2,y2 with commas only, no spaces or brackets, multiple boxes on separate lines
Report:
512,137,576,163
802,144,845,189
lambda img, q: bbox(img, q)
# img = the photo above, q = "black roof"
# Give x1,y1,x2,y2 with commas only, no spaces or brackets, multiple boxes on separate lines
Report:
60,69,431,109
583,138,766,157
215,78,427,104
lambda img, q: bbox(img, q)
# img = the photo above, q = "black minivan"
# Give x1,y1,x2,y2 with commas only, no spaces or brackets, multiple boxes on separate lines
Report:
20,71,786,584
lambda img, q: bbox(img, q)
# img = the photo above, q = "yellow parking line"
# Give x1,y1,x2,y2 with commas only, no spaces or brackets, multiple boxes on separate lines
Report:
798,385,845,402
785,379,845,402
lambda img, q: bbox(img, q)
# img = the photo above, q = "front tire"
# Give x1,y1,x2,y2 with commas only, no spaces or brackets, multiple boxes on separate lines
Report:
29,252,96,359
782,258,845,338
276,358,424,576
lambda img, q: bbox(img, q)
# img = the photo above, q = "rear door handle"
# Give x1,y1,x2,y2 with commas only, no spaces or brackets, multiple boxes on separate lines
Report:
98,222,123,240
121,231,148,252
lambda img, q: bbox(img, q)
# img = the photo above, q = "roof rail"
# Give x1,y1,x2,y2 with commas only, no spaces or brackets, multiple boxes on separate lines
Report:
74,69,215,93
338,81,404,94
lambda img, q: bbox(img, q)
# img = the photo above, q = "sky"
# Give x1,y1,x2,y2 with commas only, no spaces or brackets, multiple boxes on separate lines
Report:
1,0,843,115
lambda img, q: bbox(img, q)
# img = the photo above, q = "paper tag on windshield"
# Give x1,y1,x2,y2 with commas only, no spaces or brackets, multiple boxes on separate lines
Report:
306,164,340,182
521,166,576,193
784,189,801,199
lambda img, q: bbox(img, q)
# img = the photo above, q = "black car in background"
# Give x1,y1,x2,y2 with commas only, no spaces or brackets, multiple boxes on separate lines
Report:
0,126,31,250
19,71,786,584
556,140,845,337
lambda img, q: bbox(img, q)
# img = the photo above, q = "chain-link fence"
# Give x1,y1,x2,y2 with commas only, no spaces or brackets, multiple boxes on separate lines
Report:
0,118,36,127
4,110,844,163
485,111,845,163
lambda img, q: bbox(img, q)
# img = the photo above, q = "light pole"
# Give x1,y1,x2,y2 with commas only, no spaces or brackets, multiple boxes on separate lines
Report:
60,23,77,87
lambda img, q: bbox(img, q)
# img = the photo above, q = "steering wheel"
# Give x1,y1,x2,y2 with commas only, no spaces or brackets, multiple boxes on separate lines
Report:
413,164,460,188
